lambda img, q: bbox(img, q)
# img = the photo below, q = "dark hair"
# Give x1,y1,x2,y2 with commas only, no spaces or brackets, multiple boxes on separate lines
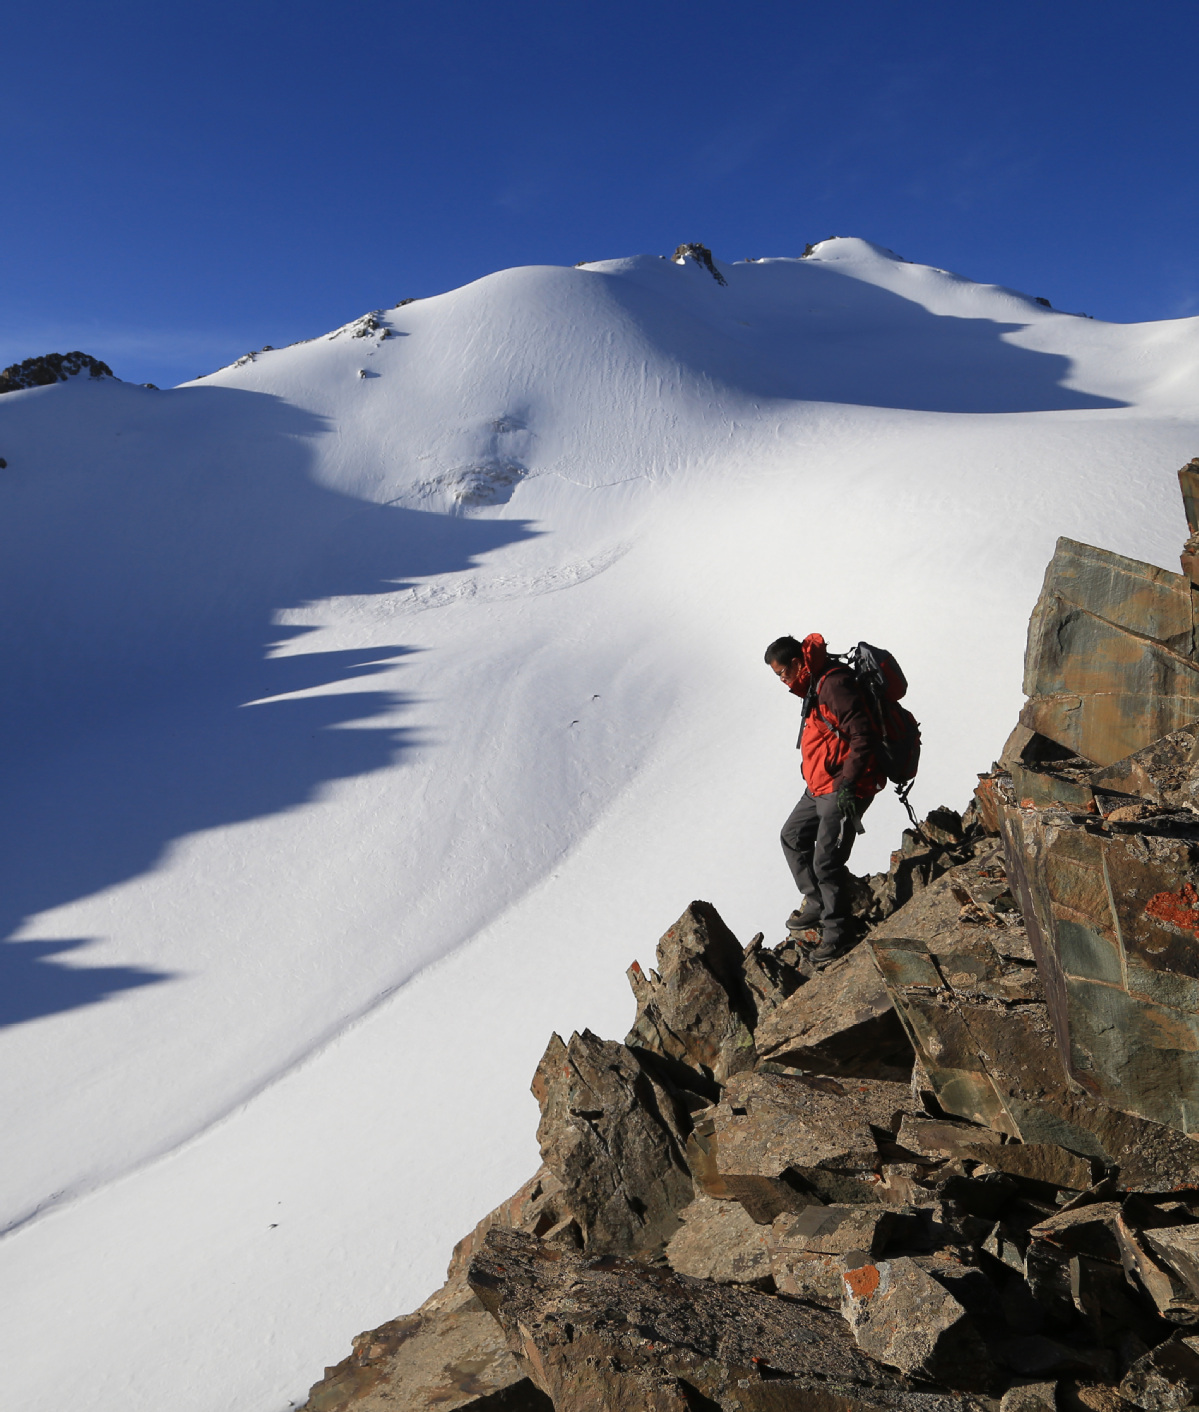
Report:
764,635,803,666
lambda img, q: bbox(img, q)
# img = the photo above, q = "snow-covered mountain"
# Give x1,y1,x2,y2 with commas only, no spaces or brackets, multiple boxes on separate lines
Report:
2,238,1198,1412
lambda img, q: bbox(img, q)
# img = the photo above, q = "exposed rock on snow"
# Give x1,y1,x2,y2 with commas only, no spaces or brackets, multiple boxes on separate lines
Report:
0,351,113,392
670,241,727,285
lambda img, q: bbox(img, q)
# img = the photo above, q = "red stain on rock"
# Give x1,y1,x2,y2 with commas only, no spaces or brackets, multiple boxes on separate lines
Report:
1145,883,1199,934
842,1264,880,1299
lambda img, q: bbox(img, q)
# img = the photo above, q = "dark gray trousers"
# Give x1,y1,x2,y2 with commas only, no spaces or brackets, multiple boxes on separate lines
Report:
780,789,870,947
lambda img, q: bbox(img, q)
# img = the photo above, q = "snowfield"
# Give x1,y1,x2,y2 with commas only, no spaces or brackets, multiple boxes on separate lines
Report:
2,239,1198,1411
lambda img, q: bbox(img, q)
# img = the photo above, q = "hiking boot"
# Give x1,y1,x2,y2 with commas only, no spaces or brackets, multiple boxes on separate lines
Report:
787,899,823,931
810,934,857,968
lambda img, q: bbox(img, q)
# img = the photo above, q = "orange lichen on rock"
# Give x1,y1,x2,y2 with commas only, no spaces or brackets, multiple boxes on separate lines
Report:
1144,882,1199,934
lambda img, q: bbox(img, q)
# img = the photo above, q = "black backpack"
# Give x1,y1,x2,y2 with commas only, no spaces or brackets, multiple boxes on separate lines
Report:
841,641,922,813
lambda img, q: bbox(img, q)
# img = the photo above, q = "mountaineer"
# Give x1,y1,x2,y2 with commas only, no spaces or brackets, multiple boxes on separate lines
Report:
765,632,887,966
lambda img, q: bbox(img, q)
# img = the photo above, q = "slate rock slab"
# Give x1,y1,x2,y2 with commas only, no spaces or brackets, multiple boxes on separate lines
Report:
1119,1333,1199,1411
467,1227,991,1412
710,1069,911,1179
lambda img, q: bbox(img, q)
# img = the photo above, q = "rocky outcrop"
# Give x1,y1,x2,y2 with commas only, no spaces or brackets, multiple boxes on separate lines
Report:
305,456,1199,1412
530,1028,695,1258
626,901,758,1083
0,351,113,392
671,242,728,285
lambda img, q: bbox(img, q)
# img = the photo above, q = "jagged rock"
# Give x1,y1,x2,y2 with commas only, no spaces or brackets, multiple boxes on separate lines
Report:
1060,1387,1140,1412
664,1191,773,1287
1027,1203,1123,1264
1142,1223,1199,1300
302,1169,562,1410
968,1144,1096,1191
741,930,804,1023
531,1029,693,1257
779,1204,906,1257
999,772,1199,1138
301,1298,550,1411
840,1256,996,1389
1116,1214,1199,1323
754,941,912,1078
1019,535,1199,768
1119,1333,1199,1411
0,350,113,392
468,1227,983,1411
625,901,757,1083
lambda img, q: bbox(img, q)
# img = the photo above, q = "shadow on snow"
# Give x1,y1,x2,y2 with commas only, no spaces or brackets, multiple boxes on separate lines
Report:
0,382,537,1027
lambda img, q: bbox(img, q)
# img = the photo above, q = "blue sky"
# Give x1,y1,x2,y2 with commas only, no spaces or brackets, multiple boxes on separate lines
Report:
3,0,1197,388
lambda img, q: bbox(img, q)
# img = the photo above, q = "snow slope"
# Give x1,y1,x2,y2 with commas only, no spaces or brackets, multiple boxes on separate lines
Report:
2,239,1198,1411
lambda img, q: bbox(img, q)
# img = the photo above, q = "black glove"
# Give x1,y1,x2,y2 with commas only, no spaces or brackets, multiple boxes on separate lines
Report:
836,787,866,836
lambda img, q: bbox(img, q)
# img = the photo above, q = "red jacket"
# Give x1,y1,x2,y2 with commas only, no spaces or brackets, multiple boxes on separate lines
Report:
788,637,886,800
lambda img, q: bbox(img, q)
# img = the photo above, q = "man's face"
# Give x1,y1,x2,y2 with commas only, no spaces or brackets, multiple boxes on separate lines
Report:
770,656,803,688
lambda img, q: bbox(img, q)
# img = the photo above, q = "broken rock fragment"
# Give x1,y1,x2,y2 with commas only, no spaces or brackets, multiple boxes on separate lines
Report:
1120,1333,1199,1411
664,1191,773,1287
531,1029,693,1257
840,1255,995,1390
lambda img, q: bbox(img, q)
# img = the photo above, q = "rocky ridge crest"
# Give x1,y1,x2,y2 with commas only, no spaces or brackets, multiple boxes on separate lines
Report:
303,459,1199,1412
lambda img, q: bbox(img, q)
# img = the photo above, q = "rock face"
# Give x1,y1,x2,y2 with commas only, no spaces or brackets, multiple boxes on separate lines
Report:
987,462,1199,1140
305,456,1199,1412
0,351,113,392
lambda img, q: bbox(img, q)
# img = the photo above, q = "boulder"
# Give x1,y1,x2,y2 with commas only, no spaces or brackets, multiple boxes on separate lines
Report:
625,901,757,1083
301,1298,550,1411
467,1227,983,1411
754,941,913,1079
967,1143,1096,1192
775,1204,905,1259
531,1029,693,1257
896,1116,1002,1161
999,779,1199,1139
1143,1223,1199,1300
840,1256,996,1390
1000,1382,1058,1412
1026,1203,1123,1264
